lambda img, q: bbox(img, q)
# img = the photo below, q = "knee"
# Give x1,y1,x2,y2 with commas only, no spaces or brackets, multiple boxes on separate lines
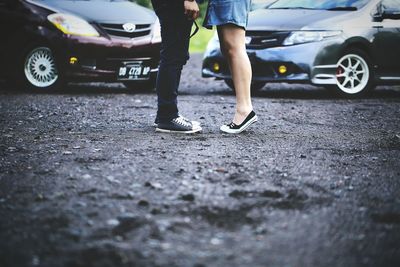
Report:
222,47,237,59
160,49,188,66
221,42,242,59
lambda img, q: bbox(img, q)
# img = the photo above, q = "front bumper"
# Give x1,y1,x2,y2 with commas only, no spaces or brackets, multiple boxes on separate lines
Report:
49,34,161,82
202,38,344,85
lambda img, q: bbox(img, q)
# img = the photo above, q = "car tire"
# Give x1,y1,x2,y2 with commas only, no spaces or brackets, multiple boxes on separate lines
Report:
331,48,375,97
224,79,266,93
17,45,63,91
123,78,156,92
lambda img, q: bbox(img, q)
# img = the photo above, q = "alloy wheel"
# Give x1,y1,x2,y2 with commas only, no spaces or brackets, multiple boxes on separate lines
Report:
24,47,58,88
336,54,370,95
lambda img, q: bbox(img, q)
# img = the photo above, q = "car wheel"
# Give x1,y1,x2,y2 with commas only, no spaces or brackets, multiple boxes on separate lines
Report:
224,79,266,93
21,46,61,91
333,49,374,96
123,79,156,92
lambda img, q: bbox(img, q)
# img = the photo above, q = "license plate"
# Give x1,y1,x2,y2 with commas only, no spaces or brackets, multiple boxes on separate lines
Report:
117,61,151,81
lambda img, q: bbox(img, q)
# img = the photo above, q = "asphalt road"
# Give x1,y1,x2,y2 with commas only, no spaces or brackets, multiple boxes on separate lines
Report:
0,54,400,267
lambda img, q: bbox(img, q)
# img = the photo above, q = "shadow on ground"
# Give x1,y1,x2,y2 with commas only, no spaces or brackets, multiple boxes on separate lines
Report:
1,80,400,101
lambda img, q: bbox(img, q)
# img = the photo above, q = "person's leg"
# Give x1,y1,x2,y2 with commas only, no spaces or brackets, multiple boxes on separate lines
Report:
152,0,193,123
217,24,253,125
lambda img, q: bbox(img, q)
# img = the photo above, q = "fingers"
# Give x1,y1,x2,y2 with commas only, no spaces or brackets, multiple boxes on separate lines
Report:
185,9,199,20
193,10,200,20
184,2,200,20
187,10,194,20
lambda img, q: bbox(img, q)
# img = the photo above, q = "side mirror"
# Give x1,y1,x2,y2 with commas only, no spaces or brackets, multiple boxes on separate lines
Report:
382,8,400,20
371,4,384,22
372,12,384,22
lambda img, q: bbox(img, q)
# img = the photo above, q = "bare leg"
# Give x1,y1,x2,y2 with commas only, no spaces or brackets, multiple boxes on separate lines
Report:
217,24,253,125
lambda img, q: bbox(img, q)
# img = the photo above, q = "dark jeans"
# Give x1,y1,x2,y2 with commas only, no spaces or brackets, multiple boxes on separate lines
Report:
151,0,193,122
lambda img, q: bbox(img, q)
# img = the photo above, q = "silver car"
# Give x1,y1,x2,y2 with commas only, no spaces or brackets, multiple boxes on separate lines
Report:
202,0,400,96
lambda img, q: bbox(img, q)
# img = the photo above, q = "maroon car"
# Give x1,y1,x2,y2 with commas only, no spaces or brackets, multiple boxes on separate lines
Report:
0,0,161,91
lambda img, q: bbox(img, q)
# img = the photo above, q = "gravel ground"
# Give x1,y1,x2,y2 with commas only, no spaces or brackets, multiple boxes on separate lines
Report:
0,54,400,267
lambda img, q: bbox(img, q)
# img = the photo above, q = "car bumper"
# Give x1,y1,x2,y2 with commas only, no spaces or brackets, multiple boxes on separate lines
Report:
202,37,344,85
49,34,161,82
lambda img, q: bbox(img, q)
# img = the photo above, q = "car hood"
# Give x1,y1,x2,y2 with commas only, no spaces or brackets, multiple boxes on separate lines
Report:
248,9,356,31
29,0,156,24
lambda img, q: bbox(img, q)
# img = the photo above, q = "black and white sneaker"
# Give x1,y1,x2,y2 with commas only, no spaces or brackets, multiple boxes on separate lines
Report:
156,116,202,134
154,115,200,128
220,111,258,134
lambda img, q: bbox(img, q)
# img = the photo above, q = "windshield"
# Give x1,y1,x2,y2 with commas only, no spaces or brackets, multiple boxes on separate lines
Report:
269,0,370,10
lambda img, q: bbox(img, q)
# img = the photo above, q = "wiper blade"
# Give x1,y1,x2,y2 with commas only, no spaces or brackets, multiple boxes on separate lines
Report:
327,7,358,11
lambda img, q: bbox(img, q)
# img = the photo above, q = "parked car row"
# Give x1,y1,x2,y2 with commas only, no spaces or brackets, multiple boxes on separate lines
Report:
0,0,161,91
1,0,399,97
202,0,400,96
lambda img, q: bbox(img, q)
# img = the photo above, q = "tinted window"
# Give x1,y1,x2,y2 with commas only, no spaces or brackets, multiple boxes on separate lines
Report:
269,0,370,10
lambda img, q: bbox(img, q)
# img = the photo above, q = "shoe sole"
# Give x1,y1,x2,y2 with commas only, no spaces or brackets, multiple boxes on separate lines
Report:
155,126,202,134
154,122,201,127
220,116,258,134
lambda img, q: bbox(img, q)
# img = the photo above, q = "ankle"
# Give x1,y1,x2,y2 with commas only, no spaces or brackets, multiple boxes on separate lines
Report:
236,107,253,116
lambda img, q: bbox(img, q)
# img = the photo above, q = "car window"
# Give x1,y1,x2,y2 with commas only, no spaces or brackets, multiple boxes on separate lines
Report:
269,0,370,10
382,0,400,9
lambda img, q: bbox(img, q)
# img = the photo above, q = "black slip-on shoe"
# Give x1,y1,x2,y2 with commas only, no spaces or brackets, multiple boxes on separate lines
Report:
220,111,258,134
156,116,202,134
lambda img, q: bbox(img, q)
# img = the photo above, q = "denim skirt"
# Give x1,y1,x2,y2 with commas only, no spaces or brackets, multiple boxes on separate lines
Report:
203,0,251,29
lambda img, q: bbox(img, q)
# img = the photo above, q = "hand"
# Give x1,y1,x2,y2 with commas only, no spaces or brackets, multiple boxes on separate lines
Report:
184,0,200,20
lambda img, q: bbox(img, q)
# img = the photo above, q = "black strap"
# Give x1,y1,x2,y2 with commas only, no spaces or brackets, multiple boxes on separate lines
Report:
190,20,199,38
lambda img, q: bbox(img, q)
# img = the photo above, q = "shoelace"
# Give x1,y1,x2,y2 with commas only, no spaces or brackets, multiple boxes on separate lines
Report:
179,115,191,123
174,116,191,127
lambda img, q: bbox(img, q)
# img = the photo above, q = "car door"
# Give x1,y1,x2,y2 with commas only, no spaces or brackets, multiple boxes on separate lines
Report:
373,0,400,78
0,0,15,75
0,0,27,77
0,0,15,38
0,0,27,47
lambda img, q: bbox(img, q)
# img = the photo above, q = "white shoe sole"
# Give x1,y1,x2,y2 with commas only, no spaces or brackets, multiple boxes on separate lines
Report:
154,121,201,127
220,116,258,134
156,126,202,134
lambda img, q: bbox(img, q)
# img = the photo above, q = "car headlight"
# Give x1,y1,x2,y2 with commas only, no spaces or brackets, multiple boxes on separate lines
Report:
48,13,99,37
283,31,342,46
151,18,161,43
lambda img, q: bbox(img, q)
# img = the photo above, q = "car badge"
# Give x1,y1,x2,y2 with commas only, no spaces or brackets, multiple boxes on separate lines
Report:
123,23,136,33
245,36,252,45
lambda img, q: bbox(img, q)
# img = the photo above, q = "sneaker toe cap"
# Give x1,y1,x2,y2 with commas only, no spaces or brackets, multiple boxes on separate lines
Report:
220,125,230,132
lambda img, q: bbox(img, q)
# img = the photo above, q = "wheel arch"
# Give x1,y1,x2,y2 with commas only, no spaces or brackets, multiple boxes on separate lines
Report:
341,37,376,65
12,28,59,78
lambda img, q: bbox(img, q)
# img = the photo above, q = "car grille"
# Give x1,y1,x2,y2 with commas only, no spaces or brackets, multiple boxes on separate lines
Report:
99,23,152,39
246,31,291,49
